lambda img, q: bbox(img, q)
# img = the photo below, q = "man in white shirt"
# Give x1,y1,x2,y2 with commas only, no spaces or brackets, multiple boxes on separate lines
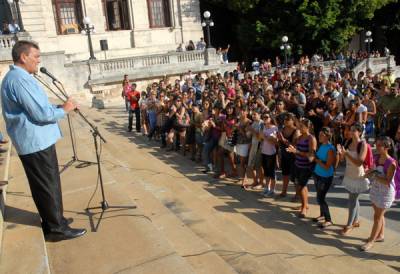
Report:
252,58,260,75
337,83,354,113
8,20,20,34
355,95,368,124
196,38,206,50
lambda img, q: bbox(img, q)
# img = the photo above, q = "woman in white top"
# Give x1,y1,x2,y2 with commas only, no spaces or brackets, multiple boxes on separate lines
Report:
362,136,397,251
337,122,369,235
259,113,278,197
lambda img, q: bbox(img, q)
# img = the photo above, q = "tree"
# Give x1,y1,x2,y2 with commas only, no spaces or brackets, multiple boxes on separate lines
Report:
201,0,396,59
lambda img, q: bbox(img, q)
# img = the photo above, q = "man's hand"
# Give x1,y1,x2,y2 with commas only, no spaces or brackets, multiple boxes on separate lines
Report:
63,98,78,113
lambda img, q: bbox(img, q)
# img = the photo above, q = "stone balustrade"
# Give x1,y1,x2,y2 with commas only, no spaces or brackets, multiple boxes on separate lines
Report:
96,50,206,76
88,49,214,84
0,33,32,61
0,35,16,49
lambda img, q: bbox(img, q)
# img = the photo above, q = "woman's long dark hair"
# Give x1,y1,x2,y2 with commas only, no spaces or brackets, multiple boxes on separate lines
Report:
377,136,395,157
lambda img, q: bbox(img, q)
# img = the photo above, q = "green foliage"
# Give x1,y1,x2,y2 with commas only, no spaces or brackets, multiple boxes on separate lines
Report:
203,0,396,56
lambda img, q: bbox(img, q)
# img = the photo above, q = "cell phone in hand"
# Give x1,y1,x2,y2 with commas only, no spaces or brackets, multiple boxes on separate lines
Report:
365,169,380,178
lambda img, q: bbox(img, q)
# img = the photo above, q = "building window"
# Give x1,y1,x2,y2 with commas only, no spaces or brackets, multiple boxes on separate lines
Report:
102,0,130,31
52,0,83,35
147,0,171,28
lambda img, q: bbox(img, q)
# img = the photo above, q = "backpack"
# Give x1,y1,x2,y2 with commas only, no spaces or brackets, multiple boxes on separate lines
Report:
357,141,374,171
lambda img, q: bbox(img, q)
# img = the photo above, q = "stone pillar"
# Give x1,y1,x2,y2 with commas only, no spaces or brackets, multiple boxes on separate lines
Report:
178,0,202,43
204,48,218,66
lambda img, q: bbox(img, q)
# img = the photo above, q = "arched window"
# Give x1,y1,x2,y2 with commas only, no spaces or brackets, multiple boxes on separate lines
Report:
52,0,83,35
147,0,171,28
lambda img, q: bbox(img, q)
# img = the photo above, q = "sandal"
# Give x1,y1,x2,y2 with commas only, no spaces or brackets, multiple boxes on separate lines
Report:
251,184,264,190
214,172,226,179
352,221,360,228
312,216,325,223
318,221,333,229
298,213,307,219
360,242,374,251
340,226,353,235
363,237,384,243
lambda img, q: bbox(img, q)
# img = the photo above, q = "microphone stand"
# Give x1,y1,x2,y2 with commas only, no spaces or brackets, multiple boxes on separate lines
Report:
35,74,136,231
52,80,97,172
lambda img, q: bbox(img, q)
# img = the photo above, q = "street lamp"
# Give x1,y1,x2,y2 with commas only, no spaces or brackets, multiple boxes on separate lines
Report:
7,0,25,32
365,30,372,69
365,31,373,55
201,11,214,48
280,36,290,68
384,47,390,71
81,17,96,60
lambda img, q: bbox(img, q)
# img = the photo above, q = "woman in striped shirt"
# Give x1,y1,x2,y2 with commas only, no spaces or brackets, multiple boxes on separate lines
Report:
287,118,317,218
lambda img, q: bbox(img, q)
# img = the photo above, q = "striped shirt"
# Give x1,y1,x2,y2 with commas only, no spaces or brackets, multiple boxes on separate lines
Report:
295,135,312,169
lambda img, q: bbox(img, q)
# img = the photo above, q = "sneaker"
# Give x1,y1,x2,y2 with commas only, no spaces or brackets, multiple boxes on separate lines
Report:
266,190,275,197
202,164,213,174
262,188,270,197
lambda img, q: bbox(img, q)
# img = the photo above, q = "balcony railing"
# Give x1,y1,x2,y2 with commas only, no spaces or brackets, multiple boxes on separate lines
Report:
0,33,31,61
0,34,17,49
96,50,207,76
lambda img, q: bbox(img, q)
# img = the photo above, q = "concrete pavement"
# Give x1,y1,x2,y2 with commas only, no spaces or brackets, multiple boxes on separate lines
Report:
1,104,399,274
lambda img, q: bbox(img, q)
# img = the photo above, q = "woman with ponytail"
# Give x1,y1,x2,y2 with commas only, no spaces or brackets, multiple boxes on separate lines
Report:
286,118,317,218
313,127,336,228
362,136,397,251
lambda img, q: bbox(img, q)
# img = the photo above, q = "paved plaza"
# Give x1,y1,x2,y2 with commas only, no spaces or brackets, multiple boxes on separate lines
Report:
1,105,399,274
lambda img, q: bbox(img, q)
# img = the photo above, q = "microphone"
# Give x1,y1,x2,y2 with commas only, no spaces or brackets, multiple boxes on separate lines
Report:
40,67,59,82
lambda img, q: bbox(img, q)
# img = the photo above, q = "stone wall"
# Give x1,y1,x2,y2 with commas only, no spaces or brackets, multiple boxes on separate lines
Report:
18,0,203,60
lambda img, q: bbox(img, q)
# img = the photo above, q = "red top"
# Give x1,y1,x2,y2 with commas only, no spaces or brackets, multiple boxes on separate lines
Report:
126,90,140,109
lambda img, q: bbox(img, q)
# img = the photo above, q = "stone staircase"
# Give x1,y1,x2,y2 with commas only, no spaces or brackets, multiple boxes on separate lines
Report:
0,106,399,273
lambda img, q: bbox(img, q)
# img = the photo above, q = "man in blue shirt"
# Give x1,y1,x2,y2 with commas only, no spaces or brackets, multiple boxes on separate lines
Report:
1,40,86,241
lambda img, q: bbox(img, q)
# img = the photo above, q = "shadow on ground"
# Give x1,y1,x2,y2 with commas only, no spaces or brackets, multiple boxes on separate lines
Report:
88,107,400,267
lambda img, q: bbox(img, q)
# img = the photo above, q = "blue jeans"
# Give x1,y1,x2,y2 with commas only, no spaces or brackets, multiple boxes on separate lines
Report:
125,99,129,111
147,110,157,138
147,111,157,131
347,192,360,226
128,108,141,132
314,174,333,222
202,137,218,169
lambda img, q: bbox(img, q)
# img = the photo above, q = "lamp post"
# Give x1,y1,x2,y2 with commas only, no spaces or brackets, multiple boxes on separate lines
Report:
280,35,291,69
7,0,25,32
201,11,214,48
365,30,373,69
384,47,390,71
81,17,96,60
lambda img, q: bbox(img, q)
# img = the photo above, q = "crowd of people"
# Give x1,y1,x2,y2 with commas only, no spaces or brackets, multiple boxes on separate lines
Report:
121,60,400,252
248,50,387,75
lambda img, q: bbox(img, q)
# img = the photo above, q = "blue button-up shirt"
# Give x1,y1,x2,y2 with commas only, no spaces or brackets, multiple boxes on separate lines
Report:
1,65,65,155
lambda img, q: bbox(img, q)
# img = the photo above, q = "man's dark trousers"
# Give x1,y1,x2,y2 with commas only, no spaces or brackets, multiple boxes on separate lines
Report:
128,107,141,132
19,144,64,233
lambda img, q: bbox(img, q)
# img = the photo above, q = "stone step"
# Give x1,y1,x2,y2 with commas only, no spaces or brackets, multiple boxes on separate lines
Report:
82,106,400,274
59,116,237,274
118,175,238,274
95,126,324,273
43,126,197,274
0,150,51,274
90,135,296,274
0,140,12,255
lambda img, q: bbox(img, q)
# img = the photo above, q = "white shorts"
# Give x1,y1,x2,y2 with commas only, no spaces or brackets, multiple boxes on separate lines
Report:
235,144,250,157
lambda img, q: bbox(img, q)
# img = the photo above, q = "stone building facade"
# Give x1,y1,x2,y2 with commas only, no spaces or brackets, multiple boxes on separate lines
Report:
1,0,238,106
3,0,203,59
